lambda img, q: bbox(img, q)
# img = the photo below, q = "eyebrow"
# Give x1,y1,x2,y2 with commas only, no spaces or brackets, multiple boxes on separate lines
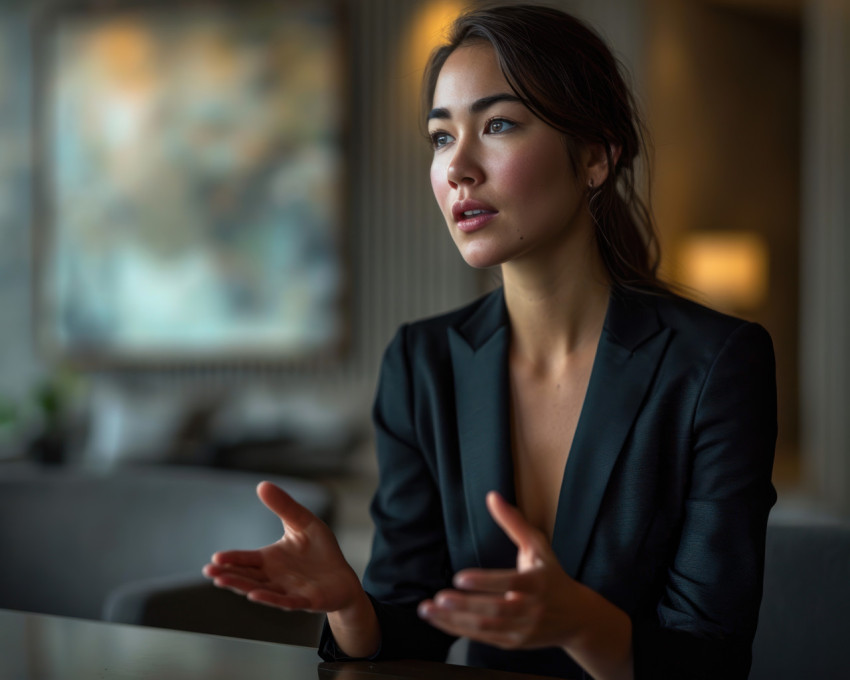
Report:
427,93,524,121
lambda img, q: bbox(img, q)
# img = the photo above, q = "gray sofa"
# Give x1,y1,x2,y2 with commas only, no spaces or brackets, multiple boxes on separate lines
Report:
750,515,850,679
0,462,333,645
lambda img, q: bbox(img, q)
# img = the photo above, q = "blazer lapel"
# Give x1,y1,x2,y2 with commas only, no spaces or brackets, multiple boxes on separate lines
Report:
448,289,517,569
552,290,672,578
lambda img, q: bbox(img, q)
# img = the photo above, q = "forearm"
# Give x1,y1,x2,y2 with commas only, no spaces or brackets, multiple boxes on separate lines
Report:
563,581,634,680
327,588,382,658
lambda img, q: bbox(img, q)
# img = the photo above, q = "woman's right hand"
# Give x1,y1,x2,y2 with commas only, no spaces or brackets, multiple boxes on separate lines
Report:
203,481,363,614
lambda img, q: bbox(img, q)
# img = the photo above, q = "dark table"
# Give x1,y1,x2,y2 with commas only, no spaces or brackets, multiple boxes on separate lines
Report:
0,609,557,679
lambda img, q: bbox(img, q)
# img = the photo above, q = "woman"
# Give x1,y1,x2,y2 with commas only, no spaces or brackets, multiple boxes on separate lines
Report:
204,6,776,679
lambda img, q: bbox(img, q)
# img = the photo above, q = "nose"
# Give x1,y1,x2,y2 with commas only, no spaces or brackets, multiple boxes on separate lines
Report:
446,138,483,189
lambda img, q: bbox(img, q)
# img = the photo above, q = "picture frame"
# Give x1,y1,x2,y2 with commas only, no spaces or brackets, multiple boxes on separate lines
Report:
32,0,348,367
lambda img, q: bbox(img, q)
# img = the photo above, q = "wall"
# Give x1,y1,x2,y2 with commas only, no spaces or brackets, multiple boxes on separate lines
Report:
646,0,803,484
0,0,40,405
800,0,850,516
0,0,646,464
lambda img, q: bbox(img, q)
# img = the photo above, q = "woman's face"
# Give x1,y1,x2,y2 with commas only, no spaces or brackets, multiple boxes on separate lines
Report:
428,42,590,270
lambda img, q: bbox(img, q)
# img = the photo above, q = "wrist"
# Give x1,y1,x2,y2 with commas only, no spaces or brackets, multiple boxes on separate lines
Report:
554,576,588,649
560,582,634,680
328,588,381,659
333,586,373,626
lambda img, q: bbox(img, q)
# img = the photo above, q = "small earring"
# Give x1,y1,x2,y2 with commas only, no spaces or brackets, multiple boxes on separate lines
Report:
588,179,594,190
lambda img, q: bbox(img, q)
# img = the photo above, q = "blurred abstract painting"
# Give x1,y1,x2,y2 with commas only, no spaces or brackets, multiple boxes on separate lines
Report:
34,0,346,365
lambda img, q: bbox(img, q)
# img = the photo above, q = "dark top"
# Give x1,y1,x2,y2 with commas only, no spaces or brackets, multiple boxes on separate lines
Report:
320,286,777,679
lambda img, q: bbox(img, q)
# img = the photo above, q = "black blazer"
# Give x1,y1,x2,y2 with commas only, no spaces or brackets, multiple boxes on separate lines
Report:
320,287,777,679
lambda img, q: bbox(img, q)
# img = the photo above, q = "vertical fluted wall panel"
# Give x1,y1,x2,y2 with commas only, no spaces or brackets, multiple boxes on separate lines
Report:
800,0,850,516
334,0,479,404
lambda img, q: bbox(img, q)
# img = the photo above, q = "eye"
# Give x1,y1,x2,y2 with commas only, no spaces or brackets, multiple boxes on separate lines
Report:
485,118,516,134
429,130,454,149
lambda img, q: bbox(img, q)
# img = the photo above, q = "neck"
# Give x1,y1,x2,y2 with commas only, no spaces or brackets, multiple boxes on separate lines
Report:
502,230,610,370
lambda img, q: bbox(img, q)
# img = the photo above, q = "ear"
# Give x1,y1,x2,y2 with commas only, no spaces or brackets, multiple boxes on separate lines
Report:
584,142,621,190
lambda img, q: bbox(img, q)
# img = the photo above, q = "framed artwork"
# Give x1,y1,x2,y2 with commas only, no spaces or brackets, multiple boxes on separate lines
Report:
33,0,347,366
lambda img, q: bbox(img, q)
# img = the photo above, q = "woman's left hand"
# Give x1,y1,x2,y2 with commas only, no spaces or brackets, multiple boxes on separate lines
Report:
417,490,581,650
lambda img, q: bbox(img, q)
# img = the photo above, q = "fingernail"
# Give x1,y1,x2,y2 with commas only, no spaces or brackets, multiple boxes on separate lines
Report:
417,603,430,619
435,594,456,609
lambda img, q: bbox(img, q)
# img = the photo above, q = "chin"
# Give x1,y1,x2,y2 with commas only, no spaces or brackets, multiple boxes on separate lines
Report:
458,237,531,269
451,227,533,269
458,248,506,270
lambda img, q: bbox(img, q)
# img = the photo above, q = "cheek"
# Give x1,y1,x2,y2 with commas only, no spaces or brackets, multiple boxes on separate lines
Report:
497,147,580,232
497,147,564,198
430,163,450,211
497,156,538,195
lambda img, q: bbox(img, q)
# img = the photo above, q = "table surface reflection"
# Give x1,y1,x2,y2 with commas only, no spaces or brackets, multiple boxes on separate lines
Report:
0,609,556,679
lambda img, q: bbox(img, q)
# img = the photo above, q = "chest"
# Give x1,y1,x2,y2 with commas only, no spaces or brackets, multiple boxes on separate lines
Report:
509,356,595,541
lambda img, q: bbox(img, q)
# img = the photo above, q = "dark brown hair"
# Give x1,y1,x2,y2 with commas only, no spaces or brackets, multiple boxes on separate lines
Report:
423,4,664,293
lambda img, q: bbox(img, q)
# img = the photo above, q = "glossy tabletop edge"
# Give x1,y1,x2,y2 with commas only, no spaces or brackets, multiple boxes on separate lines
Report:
1,607,322,679
1,608,562,680
320,660,559,680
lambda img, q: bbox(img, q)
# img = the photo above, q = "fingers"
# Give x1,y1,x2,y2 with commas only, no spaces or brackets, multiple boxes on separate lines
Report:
247,589,313,611
203,562,266,583
420,606,531,644
257,481,316,532
418,591,539,648
208,572,267,595
208,574,313,611
431,589,530,618
452,568,537,595
211,550,263,568
486,491,546,553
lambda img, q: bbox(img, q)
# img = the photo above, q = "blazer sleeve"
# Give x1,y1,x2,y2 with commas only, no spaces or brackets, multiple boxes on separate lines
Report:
632,321,778,679
319,325,456,662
